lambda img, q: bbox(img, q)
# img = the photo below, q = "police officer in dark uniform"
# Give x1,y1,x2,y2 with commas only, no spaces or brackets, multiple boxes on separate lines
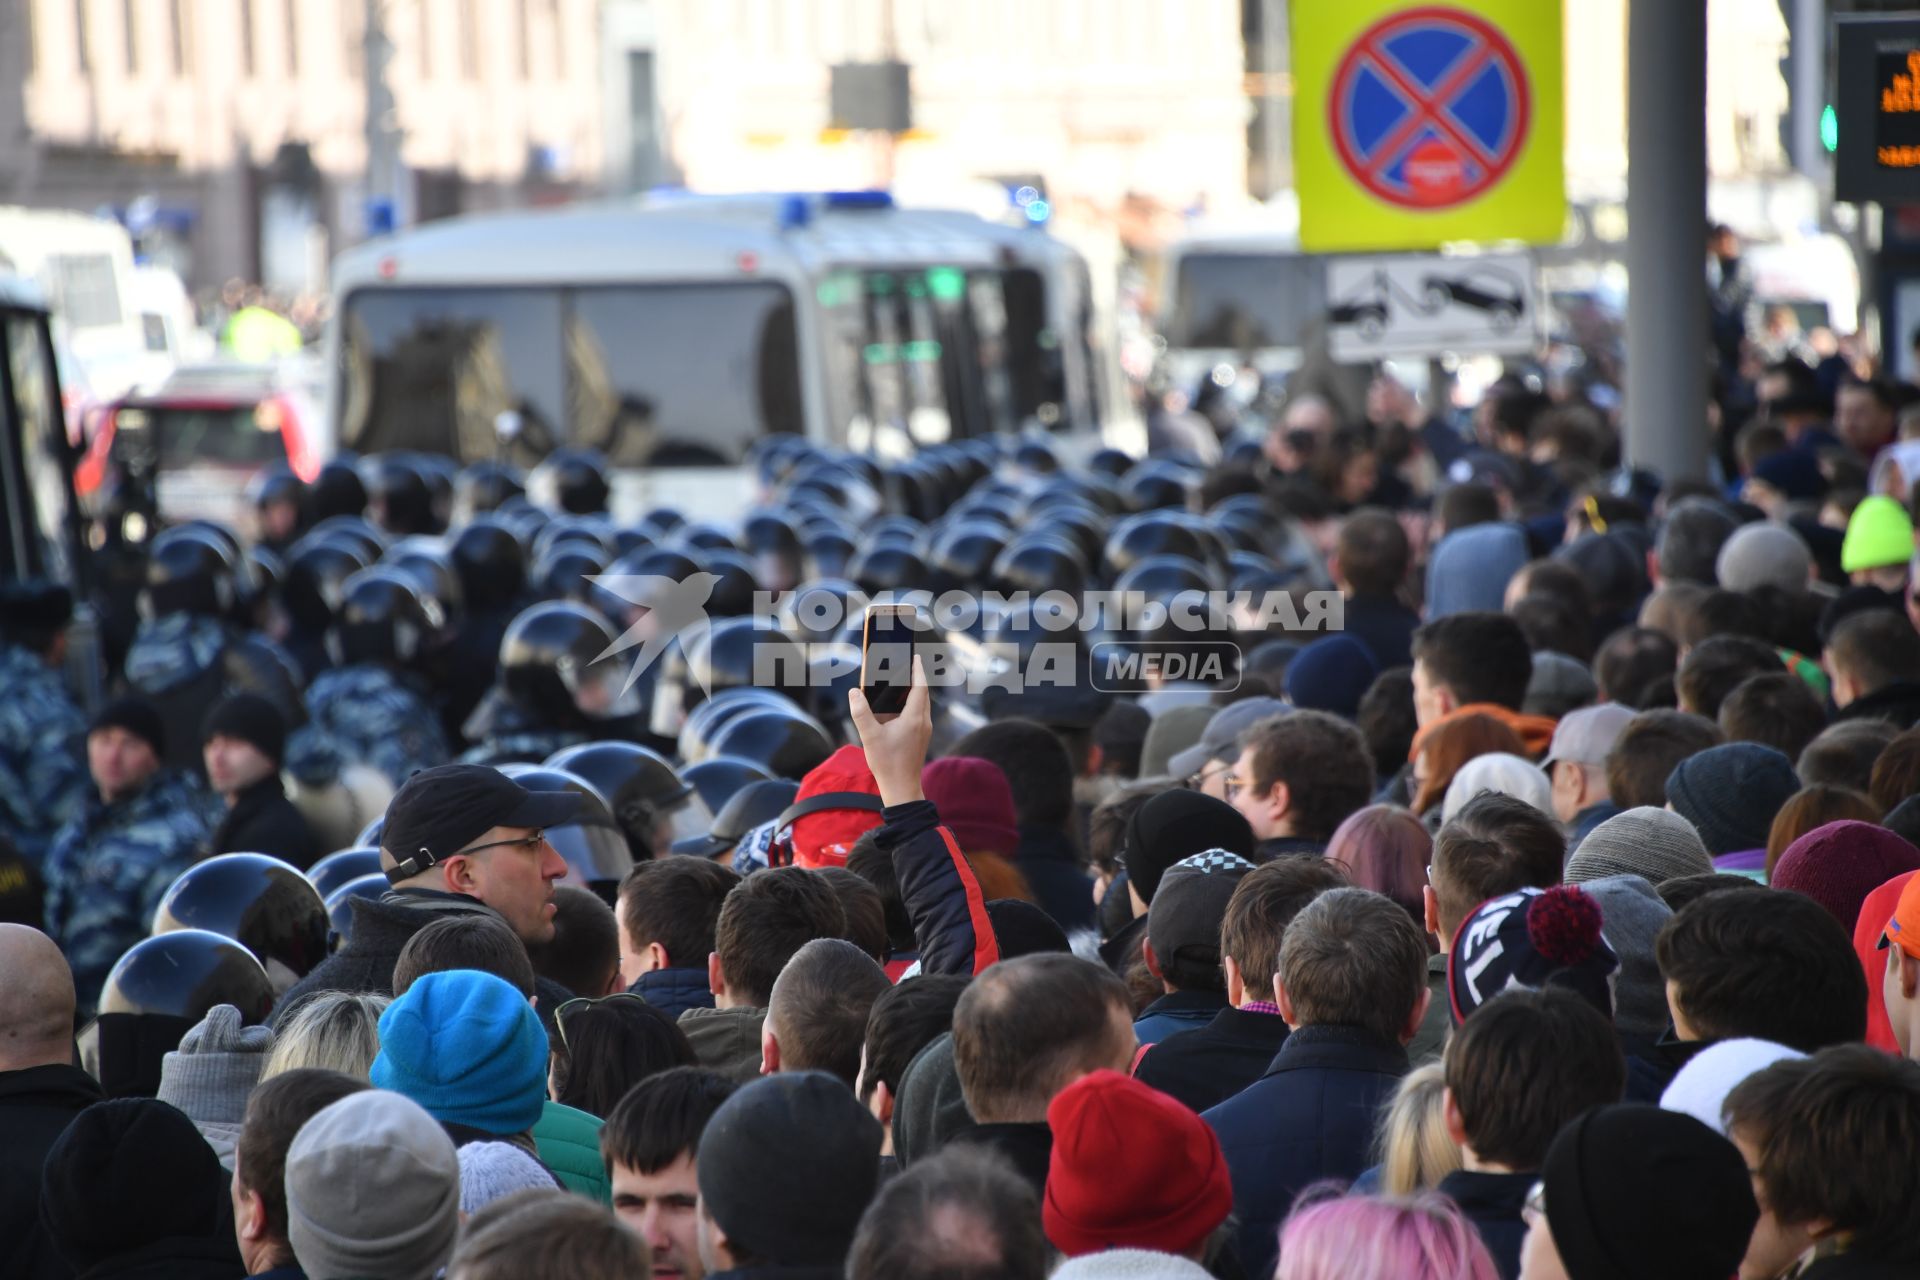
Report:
119,526,304,777
0,581,88,869
458,600,642,765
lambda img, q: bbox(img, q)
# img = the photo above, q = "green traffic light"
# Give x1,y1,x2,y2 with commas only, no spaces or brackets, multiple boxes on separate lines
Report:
1821,103,1837,153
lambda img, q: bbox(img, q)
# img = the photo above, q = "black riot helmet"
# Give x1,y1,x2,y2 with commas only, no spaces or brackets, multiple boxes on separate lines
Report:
1119,461,1196,513
706,707,835,780
801,527,857,580
362,454,437,537
589,546,702,628
497,766,633,897
249,463,307,512
308,458,369,523
151,852,330,990
847,543,929,598
281,534,372,634
927,521,1008,596
325,873,388,952
1029,504,1109,570
1113,553,1216,601
742,511,803,591
94,930,273,1098
532,542,612,605
450,516,528,613
690,617,808,703
306,846,383,900
671,523,739,554
327,567,443,667
531,515,614,565
635,507,688,541
646,616,802,741
144,525,239,618
530,447,611,514
697,548,759,618
1014,437,1060,475
1088,447,1135,478
671,778,801,859
991,533,1090,601
381,540,465,627
306,514,388,565
499,600,640,725
779,577,863,646
1103,512,1208,579
677,753,779,817
455,460,526,522
546,740,703,862
677,687,796,763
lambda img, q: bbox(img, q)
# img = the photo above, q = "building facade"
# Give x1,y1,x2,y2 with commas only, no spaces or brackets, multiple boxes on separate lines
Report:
0,0,605,289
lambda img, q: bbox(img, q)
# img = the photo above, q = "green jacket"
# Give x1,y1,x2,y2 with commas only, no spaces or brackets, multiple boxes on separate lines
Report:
534,1099,609,1202
678,1005,767,1084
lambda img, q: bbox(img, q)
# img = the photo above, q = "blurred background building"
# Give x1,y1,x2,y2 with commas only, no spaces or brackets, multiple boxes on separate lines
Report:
0,0,1821,294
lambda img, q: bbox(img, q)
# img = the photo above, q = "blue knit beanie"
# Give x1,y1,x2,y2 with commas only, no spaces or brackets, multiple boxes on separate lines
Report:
370,969,547,1136
1283,634,1380,719
1426,523,1531,618
1664,743,1800,858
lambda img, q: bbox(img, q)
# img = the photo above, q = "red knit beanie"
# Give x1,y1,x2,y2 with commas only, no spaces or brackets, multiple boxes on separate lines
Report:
789,744,884,869
1772,820,1920,930
921,757,1019,856
1043,1070,1234,1258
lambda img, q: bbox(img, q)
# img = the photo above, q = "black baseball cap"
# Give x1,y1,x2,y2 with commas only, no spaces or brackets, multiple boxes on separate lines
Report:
382,764,581,884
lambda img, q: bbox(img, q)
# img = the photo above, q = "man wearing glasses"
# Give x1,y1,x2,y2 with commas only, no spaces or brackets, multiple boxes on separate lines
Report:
273,764,580,1027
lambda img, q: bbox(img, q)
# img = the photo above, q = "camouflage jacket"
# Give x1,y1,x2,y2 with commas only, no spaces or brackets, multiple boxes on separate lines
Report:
288,663,451,789
0,644,89,866
42,770,222,1013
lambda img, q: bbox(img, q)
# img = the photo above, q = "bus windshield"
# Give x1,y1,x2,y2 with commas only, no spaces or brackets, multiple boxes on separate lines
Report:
1168,251,1325,351
337,282,803,467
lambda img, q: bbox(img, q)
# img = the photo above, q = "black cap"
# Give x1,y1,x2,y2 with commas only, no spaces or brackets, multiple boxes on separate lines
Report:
696,1072,882,1266
90,696,166,759
201,693,289,765
382,764,582,883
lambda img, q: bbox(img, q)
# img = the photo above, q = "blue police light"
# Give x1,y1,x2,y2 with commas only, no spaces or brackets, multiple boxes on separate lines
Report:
1023,198,1051,226
778,194,812,230
823,190,895,210
1014,185,1041,206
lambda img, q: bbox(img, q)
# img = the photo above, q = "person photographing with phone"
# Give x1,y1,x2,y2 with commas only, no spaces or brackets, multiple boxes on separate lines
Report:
848,646,1002,977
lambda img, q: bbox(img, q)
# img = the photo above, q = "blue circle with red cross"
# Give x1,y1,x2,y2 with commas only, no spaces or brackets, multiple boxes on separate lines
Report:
1328,6,1532,210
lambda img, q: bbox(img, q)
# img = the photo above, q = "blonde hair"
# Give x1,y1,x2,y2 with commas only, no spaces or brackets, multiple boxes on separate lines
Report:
1374,1062,1463,1196
261,990,390,1081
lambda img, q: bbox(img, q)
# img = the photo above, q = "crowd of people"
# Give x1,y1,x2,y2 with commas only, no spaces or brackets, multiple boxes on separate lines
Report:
5,354,1920,1280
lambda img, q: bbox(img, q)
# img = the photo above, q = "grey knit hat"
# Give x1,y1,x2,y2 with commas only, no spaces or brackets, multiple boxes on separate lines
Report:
156,1004,272,1127
456,1141,557,1214
1565,807,1714,886
1577,875,1676,1039
1715,523,1812,594
285,1089,460,1280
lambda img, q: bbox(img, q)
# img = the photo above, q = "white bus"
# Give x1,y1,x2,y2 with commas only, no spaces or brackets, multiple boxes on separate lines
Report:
0,206,149,401
325,192,1104,518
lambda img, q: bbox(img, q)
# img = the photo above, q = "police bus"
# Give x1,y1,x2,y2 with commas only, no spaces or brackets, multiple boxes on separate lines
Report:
324,192,1105,520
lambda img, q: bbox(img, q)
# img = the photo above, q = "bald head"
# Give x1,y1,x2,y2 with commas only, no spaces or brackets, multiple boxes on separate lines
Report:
0,925,76,1069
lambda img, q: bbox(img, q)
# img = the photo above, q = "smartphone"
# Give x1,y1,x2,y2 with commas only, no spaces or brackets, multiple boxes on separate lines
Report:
861,604,930,716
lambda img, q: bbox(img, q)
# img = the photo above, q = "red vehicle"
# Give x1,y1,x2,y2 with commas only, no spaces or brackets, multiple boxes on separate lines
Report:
76,361,325,527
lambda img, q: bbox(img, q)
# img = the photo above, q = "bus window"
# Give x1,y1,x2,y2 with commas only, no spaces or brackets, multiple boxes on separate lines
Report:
49,254,125,328
339,287,567,465
1000,268,1065,428
113,405,287,470
1169,252,1325,351
566,282,802,467
3,308,65,579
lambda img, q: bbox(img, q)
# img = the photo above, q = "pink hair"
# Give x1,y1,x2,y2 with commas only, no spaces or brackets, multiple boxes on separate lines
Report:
1275,1190,1500,1280
1326,804,1432,923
